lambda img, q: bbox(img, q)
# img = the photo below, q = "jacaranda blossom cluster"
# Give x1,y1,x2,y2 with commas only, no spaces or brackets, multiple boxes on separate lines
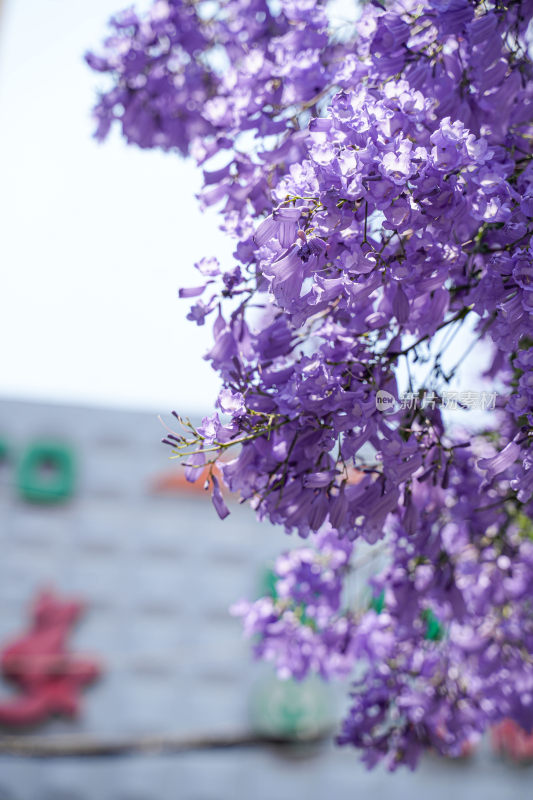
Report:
89,0,533,769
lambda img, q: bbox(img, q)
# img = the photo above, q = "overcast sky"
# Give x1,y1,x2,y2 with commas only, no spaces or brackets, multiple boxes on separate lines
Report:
0,0,231,415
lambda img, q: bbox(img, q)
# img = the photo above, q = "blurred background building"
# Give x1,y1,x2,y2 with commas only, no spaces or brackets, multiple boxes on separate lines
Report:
0,397,532,800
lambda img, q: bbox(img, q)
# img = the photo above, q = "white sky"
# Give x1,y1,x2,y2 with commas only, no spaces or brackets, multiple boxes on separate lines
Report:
0,0,231,415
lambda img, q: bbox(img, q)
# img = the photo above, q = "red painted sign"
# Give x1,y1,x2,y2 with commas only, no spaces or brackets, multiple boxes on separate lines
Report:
0,589,100,727
491,719,533,763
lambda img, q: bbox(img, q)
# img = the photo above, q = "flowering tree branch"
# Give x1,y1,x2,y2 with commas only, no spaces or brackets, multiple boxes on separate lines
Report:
88,0,533,770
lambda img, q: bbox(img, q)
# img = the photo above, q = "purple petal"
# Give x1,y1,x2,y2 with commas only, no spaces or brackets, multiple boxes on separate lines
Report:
211,474,230,520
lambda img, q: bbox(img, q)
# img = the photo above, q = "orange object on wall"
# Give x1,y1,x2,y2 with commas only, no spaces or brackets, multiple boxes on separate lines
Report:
151,464,365,496
151,464,224,496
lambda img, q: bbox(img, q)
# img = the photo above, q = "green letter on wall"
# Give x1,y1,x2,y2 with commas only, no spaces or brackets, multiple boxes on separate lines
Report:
17,442,75,503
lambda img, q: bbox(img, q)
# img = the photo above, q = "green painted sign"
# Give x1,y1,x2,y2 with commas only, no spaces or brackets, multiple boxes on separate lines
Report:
17,441,75,503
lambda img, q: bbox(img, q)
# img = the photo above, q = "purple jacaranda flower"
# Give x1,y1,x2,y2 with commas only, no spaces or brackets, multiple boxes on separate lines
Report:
179,284,207,298
205,329,237,371
262,245,305,306
194,256,220,276
211,473,230,520
186,299,214,326
380,141,414,186
303,470,338,488
477,441,521,481
370,12,410,64
217,388,246,417
309,491,329,531
513,256,533,291
254,315,292,359
254,206,302,248
430,117,469,170
432,0,475,35
184,450,205,483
